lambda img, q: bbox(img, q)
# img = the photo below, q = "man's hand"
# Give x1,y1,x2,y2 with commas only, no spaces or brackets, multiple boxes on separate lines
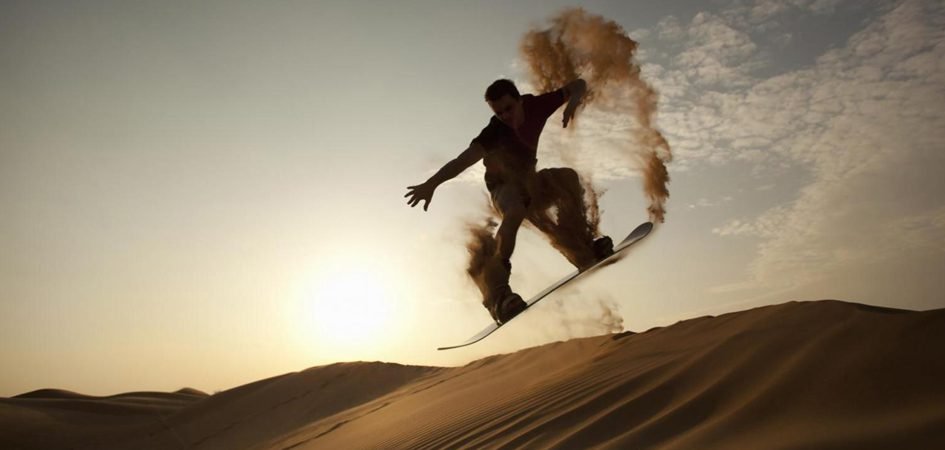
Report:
406,145,483,211
405,181,436,211
562,79,587,128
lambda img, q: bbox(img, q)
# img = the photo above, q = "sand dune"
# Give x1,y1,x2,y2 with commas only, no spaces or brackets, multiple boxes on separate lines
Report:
2,300,944,449
0,387,208,448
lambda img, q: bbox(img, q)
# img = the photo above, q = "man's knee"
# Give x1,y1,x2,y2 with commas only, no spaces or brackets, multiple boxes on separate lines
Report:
540,167,580,187
534,168,584,207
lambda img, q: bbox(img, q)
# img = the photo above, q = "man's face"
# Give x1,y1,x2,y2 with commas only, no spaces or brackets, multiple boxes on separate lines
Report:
488,95,524,128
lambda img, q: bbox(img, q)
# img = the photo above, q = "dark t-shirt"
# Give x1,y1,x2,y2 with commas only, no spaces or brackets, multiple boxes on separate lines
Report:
471,90,566,188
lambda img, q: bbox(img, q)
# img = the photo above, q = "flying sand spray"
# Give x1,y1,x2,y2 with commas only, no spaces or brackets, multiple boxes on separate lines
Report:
520,7,672,223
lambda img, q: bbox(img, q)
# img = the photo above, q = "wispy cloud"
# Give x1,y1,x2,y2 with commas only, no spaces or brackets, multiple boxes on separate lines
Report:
461,1,943,304
700,0,945,292
555,0,943,298
690,196,734,210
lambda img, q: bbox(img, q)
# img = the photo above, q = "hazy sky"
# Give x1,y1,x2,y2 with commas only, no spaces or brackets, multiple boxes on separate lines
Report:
2,0,943,397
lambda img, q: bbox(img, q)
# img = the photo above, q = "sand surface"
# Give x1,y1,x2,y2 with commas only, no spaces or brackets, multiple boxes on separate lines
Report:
3,300,944,449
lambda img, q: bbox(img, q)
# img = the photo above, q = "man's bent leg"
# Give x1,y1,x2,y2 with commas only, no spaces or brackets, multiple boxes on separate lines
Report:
528,168,611,270
496,209,525,264
492,182,529,264
486,182,529,323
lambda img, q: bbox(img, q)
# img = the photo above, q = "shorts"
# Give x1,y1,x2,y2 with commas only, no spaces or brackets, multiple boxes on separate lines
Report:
488,180,532,217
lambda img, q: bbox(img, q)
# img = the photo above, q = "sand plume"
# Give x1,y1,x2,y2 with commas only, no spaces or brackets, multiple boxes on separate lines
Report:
543,293,625,339
463,217,505,308
521,8,672,222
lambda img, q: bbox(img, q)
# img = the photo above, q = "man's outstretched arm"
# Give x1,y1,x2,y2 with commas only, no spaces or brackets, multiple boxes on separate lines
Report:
561,78,587,128
405,143,485,211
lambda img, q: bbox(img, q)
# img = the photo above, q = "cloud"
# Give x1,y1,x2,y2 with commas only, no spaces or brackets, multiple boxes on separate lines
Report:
893,207,945,253
713,204,792,238
588,0,942,302
713,219,754,236
673,12,764,88
463,1,943,306
722,0,945,290
689,196,734,210
722,0,846,31
656,16,685,42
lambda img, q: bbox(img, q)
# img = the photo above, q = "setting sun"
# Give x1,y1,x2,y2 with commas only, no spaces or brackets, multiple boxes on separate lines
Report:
298,266,397,351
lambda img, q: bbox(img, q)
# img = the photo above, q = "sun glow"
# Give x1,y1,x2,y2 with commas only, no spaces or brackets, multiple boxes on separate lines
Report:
298,265,398,352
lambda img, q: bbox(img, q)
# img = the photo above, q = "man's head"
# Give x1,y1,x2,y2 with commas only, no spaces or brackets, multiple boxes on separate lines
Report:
485,79,524,128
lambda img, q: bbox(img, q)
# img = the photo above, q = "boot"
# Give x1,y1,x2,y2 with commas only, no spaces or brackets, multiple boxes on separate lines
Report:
488,284,526,325
593,236,614,261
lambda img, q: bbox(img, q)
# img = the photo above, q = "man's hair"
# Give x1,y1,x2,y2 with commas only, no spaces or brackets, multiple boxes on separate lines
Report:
484,79,520,102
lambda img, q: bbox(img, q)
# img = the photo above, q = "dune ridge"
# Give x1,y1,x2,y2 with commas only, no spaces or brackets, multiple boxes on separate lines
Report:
2,300,943,449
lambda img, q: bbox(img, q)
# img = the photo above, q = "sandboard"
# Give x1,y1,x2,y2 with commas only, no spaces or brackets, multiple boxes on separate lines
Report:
437,221,654,350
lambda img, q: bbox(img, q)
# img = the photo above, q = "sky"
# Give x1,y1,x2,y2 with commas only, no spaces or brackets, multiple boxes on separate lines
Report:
1,0,943,397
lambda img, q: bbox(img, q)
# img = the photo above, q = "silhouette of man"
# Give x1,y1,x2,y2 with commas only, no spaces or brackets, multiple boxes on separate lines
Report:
406,78,612,324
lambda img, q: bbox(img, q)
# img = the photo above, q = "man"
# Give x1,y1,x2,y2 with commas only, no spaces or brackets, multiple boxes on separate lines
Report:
406,79,613,324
